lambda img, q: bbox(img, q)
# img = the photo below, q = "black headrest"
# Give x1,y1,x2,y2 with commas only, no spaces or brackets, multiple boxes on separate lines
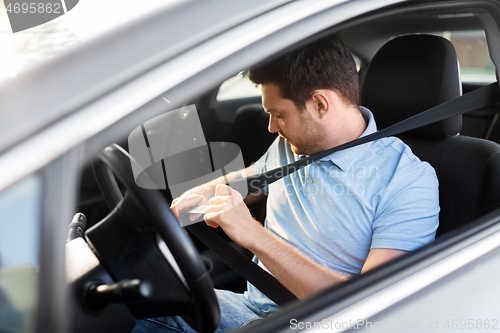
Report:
360,34,462,138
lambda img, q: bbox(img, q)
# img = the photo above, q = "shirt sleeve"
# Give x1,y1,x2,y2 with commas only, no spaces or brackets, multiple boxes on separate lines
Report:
371,156,440,252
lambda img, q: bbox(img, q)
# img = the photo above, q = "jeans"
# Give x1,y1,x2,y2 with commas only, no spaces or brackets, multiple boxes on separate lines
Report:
131,289,275,333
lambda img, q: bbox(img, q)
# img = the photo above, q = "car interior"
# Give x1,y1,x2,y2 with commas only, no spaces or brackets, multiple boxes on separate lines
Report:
4,2,499,333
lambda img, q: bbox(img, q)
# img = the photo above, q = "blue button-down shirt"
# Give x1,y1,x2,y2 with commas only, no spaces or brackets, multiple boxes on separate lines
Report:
245,107,439,312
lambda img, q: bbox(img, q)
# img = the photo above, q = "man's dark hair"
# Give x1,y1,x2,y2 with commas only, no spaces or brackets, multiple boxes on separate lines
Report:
249,34,359,110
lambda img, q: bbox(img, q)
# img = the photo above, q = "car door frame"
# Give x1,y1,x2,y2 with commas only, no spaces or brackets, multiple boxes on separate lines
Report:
5,0,500,332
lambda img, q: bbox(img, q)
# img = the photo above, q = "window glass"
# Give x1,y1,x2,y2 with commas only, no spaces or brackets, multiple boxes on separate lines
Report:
216,72,261,101
216,54,362,101
0,175,42,333
352,53,362,72
440,30,496,83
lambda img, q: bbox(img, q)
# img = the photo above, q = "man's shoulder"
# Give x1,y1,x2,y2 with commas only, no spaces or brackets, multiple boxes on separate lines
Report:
367,136,437,182
372,136,430,166
374,136,421,161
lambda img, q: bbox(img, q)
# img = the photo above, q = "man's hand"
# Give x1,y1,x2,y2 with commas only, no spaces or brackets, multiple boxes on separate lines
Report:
170,165,256,223
204,184,262,248
170,183,215,222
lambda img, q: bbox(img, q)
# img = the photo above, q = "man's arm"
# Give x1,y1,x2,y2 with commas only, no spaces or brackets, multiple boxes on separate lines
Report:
360,248,407,274
204,184,407,299
249,230,407,298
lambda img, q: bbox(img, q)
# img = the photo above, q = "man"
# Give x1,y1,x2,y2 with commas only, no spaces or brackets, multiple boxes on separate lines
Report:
133,34,439,332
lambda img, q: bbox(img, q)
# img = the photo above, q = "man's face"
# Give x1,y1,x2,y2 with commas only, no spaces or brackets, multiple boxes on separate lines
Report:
262,84,326,155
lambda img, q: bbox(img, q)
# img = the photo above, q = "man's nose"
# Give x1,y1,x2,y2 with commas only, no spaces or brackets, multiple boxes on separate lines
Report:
268,115,280,133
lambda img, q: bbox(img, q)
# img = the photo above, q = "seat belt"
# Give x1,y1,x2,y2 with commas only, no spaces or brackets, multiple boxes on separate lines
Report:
186,82,500,307
236,82,500,193
187,223,298,305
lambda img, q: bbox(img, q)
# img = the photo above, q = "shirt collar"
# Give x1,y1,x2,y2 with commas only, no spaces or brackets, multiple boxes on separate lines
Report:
315,107,377,172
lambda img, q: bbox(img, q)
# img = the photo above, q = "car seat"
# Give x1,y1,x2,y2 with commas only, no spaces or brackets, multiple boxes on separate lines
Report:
360,34,500,236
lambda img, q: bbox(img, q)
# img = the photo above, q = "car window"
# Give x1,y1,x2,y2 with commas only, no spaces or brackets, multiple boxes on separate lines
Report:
216,55,362,101
436,30,496,83
352,53,362,72
0,175,42,333
216,72,261,101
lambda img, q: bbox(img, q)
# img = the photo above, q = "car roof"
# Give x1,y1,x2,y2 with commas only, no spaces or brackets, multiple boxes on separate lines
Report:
0,0,290,154
0,0,493,154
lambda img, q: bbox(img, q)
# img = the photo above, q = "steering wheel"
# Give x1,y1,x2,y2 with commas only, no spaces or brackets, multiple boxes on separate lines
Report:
91,143,220,333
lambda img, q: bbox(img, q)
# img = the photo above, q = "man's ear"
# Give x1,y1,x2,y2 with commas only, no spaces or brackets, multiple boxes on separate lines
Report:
311,92,329,119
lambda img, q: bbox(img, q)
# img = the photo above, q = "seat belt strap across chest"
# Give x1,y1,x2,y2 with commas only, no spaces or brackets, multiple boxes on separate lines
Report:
236,82,500,193
186,82,500,307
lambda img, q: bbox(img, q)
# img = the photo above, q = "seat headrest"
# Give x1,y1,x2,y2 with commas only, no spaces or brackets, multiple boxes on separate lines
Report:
360,34,462,138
